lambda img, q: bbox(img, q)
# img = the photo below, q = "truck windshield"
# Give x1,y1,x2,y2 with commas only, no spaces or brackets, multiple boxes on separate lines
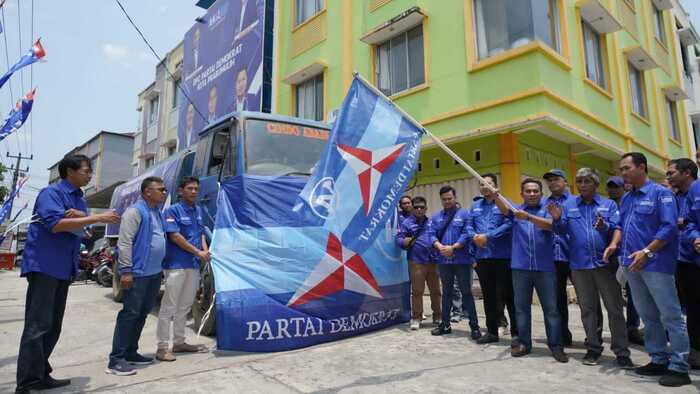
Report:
245,119,329,176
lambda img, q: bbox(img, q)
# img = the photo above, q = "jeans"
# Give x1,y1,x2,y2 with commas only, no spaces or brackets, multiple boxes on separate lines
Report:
16,272,70,391
625,282,641,330
676,263,700,351
109,273,162,366
408,262,441,321
475,259,517,337
438,264,479,331
554,261,572,343
625,268,689,373
157,268,200,349
512,269,562,351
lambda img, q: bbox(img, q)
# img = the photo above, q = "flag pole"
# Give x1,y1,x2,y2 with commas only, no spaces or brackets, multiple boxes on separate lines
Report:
352,72,516,211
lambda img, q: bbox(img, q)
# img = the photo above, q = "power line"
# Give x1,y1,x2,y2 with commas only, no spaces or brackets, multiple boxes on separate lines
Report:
114,0,209,126
29,0,33,155
16,0,27,157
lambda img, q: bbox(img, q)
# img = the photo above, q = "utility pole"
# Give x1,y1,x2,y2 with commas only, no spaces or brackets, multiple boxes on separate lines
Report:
6,152,32,218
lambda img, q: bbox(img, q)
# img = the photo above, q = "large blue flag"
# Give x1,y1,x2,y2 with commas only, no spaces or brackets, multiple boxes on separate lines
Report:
209,76,423,352
0,39,44,90
0,177,27,222
0,89,34,142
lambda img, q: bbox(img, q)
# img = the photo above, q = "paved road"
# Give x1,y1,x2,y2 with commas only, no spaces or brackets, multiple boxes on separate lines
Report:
0,269,698,393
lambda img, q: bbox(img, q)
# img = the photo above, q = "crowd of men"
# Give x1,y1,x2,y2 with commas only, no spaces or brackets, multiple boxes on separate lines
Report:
396,152,700,388
14,155,211,393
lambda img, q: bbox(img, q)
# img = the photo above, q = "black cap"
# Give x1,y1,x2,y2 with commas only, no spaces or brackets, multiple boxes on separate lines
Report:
543,169,566,180
606,176,624,187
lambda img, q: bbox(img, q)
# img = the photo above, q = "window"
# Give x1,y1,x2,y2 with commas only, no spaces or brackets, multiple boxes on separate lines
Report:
295,0,323,26
629,62,647,118
667,99,680,141
653,4,666,45
167,145,176,157
434,158,440,169
145,157,154,169
295,74,324,121
474,0,560,59
582,20,607,90
148,96,159,125
171,78,180,109
376,25,425,96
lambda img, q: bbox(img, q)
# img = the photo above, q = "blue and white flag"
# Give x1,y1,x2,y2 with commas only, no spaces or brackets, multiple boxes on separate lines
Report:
0,89,34,142
209,75,423,352
0,39,44,90
0,177,27,222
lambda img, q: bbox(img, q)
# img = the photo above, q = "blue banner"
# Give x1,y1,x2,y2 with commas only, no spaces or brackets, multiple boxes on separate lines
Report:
209,76,423,352
178,0,265,150
0,89,34,142
0,39,44,91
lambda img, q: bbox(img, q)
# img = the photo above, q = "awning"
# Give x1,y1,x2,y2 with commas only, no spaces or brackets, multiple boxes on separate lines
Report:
578,0,622,34
282,62,326,85
360,7,425,45
626,46,659,71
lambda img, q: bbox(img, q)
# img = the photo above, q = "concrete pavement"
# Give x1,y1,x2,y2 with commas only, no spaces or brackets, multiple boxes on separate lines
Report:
0,268,698,393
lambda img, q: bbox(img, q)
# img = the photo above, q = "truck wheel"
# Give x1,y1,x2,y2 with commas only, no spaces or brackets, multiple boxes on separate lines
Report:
193,264,216,336
112,260,124,302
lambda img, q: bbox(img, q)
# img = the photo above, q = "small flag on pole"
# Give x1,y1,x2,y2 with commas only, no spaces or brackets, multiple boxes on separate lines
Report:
0,88,35,142
0,39,45,90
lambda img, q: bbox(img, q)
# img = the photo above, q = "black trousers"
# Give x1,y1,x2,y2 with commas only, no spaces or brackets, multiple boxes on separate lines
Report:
475,259,517,337
16,272,70,391
676,262,700,351
555,261,572,342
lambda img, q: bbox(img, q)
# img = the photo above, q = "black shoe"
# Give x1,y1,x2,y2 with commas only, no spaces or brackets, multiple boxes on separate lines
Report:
659,370,691,387
476,333,499,345
616,356,635,369
126,353,154,365
470,329,482,340
628,329,644,346
36,375,71,389
511,344,530,357
432,320,440,326
552,349,569,363
431,323,451,336
635,362,669,376
582,351,601,366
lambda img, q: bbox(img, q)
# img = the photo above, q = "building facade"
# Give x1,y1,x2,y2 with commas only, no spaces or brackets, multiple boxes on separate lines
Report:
671,0,700,149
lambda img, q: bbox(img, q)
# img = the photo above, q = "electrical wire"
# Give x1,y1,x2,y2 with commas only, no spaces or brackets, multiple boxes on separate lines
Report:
15,0,25,156
29,0,33,156
1,6,15,162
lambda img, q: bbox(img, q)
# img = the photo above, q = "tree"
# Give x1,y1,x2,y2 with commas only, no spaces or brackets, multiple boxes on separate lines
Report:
0,163,10,202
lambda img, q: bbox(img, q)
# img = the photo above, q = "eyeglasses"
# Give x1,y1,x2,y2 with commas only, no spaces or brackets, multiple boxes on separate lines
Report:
413,206,426,210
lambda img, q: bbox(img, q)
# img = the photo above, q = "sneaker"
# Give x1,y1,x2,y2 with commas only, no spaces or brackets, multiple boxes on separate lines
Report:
511,344,530,357
552,349,569,363
125,353,154,365
156,348,176,362
659,370,691,387
582,351,601,366
476,333,499,345
431,323,451,336
635,362,669,376
173,343,207,353
409,319,420,330
105,361,137,376
616,356,635,369
628,329,644,346
470,329,482,340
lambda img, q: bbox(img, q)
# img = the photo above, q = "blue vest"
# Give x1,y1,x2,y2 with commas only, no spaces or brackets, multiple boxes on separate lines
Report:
130,199,165,276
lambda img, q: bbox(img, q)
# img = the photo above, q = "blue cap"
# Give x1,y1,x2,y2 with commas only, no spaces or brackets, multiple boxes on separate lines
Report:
543,169,566,180
606,176,624,187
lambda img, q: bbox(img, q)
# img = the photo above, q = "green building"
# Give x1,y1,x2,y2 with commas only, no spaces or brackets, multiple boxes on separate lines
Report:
273,0,693,204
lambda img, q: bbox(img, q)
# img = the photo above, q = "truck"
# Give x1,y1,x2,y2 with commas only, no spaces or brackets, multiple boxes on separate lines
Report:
106,111,331,335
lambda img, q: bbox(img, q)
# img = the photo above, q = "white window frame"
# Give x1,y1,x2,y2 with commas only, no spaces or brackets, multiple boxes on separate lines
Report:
148,96,159,125
295,0,323,26
295,73,324,121
629,62,647,118
171,78,180,109
653,4,666,45
375,24,425,96
582,20,607,90
666,98,680,141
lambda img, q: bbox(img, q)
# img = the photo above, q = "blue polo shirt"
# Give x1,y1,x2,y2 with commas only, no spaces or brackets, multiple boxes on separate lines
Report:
21,180,87,281
163,202,204,269
466,197,512,260
508,202,555,272
553,194,618,270
396,214,434,263
683,180,700,266
617,181,678,274
676,188,695,264
428,207,472,264
543,192,572,262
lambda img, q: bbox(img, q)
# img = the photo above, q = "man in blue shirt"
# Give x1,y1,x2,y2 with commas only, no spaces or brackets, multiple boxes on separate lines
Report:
15,155,119,393
466,173,517,344
669,158,700,369
550,168,632,368
604,152,690,387
106,176,168,376
398,195,413,226
156,177,210,361
542,169,575,346
396,196,441,330
495,178,568,363
428,186,481,339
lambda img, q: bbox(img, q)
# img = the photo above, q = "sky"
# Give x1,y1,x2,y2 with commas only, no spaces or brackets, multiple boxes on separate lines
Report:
3,0,700,217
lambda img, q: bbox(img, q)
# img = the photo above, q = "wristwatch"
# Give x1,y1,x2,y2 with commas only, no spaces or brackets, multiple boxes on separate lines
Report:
642,248,655,259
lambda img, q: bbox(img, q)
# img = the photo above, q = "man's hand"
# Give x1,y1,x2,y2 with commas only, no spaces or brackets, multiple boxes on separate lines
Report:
197,250,211,263
602,243,618,263
593,213,606,230
120,273,134,290
628,250,649,272
546,203,562,221
439,245,454,258
473,234,488,248
64,209,87,218
96,210,120,224
514,210,529,221
403,237,414,248
694,238,700,253
678,218,686,231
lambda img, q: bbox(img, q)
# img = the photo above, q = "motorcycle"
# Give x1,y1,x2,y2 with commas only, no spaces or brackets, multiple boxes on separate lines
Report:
92,246,115,287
